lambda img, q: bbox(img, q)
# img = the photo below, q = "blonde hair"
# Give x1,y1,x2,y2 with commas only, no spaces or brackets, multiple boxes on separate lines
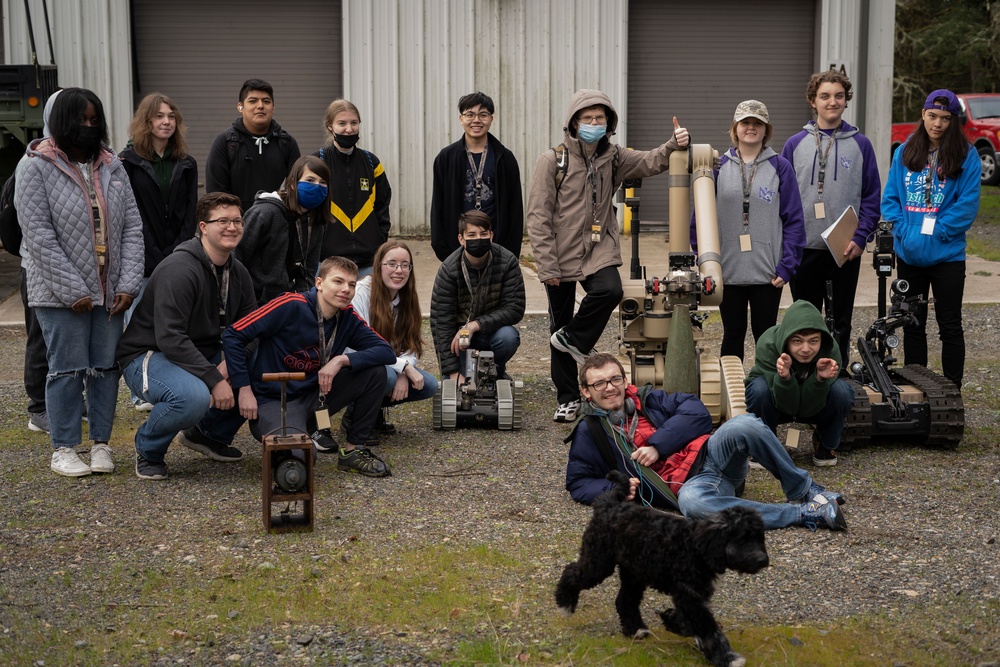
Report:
322,99,361,143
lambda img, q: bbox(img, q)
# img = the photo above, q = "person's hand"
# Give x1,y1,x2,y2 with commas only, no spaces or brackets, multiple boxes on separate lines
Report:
211,379,235,411
844,240,863,261
630,445,659,467
672,117,690,149
390,373,409,403
626,477,640,502
318,355,346,395
776,353,792,380
543,277,561,287
108,293,133,317
771,275,786,288
816,357,839,380
405,365,424,391
70,296,93,313
238,385,258,420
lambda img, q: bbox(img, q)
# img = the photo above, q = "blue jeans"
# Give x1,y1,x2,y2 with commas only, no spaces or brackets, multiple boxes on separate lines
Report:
677,414,815,530
384,366,439,405
460,325,520,377
744,375,854,451
35,306,123,448
122,351,245,463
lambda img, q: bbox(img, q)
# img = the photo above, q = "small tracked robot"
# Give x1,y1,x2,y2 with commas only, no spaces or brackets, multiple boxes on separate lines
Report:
432,348,523,430
842,221,964,448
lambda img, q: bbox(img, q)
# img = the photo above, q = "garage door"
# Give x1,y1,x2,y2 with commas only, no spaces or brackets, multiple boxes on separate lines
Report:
131,0,342,192
627,0,816,227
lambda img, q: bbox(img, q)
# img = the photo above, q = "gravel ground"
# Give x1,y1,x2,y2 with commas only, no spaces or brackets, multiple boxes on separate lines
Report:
1,302,999,666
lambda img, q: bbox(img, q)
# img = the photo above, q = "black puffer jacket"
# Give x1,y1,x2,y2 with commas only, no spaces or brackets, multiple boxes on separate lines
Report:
119,146,198,277
430,244,525,375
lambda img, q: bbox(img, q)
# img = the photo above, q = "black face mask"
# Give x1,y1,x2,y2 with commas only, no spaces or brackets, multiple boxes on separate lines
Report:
72,125,103,153
464,238,491,258
334,133,360,149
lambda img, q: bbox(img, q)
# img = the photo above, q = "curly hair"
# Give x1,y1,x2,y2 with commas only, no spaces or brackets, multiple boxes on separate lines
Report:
368,241,424,357
805,70,853,105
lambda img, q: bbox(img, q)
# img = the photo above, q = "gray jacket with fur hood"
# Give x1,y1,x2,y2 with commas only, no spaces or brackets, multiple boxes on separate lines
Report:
526,89,682,282
14,138,143,308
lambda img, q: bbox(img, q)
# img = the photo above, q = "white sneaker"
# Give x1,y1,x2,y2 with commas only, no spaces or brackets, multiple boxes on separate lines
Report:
89,442,115,474
51,448,91,477
553,400,581,423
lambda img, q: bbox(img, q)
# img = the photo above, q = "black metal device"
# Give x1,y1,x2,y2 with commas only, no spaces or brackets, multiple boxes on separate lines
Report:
261,372,314,533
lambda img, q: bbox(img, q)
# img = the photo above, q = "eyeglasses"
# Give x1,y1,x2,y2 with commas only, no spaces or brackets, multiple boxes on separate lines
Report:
204,218,244,229
586,375,625,391
382,261,412,272
461,111,493,121
578,114,607,125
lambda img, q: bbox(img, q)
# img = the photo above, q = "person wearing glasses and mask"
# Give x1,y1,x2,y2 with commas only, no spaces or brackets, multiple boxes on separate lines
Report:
526,89,689,424
314,99,391,277
117,192,257,480
430,211,525,383
347,240,439,436
430,91,524,261
565,353,848,532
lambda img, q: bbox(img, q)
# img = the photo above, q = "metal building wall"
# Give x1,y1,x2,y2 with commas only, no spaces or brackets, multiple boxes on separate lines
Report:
3,0,133,150
343,0,628,236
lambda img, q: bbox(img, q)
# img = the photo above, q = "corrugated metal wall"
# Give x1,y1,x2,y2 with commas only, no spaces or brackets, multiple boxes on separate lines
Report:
343,0,628,235
3,0,133,149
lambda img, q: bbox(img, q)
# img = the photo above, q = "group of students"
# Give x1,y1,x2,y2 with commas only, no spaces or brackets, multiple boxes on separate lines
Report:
563,75,981,532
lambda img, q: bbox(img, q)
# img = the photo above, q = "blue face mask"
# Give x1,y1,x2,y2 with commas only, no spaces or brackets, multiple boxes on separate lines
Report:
578,124,607,144
297,181,328,210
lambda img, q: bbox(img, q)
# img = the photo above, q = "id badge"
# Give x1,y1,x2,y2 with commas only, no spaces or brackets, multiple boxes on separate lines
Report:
314,408,331,430
591,225,601,243
920,215,936,236
739,234,752,252
459,327,471,349
814,202,826,219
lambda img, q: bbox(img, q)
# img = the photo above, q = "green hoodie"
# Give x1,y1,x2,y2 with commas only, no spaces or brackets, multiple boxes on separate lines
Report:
746,300,841,419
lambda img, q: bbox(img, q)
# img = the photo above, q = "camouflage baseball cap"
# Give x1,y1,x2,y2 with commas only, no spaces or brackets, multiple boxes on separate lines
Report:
733,100,770,124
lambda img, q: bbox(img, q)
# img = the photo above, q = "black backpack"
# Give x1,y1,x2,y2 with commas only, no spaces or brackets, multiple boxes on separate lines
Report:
0,175,22,257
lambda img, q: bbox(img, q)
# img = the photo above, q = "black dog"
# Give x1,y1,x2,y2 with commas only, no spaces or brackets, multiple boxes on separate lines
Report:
555,471,769,667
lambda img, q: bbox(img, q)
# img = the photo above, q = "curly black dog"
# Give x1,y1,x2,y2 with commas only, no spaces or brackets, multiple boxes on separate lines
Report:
555,471,769,667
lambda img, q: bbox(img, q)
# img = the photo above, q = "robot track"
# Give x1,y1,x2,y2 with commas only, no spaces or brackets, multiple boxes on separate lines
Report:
894,364,964,448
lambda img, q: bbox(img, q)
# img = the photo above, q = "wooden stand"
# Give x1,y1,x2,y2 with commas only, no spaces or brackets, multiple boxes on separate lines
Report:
260,372,315,533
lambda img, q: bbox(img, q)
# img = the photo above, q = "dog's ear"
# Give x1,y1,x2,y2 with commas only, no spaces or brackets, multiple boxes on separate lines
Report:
691,508,764,574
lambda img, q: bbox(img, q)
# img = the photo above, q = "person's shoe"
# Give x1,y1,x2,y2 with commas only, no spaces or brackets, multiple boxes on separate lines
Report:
802,481,845,506
812,442,839,467
800,498,847,531
175,429,243,462
337,447,391,477
134,401,154,412
51,448,91,477
374,407,396,434
550,328,591,365
311,428,339,453
28,411,49,434
135,454,168,480
88,442,115,474
553,400,581,423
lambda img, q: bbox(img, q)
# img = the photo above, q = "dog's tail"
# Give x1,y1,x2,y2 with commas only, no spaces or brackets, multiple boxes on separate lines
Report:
601,470,632,503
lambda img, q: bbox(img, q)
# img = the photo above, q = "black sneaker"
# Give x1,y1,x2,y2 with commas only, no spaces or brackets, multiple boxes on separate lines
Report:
311,428,339,453
175,429,243,462
812,443,839,467
375,407,396,434
135,454,168,480
337,447,391,477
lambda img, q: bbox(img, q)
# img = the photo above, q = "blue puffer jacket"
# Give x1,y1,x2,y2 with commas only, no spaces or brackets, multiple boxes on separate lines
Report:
14,138,144,308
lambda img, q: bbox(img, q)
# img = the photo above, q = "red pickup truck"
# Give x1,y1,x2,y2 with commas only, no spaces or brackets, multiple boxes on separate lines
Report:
891,93,1000,185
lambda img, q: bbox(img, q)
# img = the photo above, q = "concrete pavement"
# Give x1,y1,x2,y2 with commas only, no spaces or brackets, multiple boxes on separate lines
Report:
3,235,1000,326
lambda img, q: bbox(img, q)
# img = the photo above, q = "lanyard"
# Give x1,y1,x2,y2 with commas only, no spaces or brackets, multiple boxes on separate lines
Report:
315,300,338,367
465,143,489,210
459,253,491,324
737,149,762,228
812,123,841,198
296,215,311,267
925,150,939,208
214,263,231,335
